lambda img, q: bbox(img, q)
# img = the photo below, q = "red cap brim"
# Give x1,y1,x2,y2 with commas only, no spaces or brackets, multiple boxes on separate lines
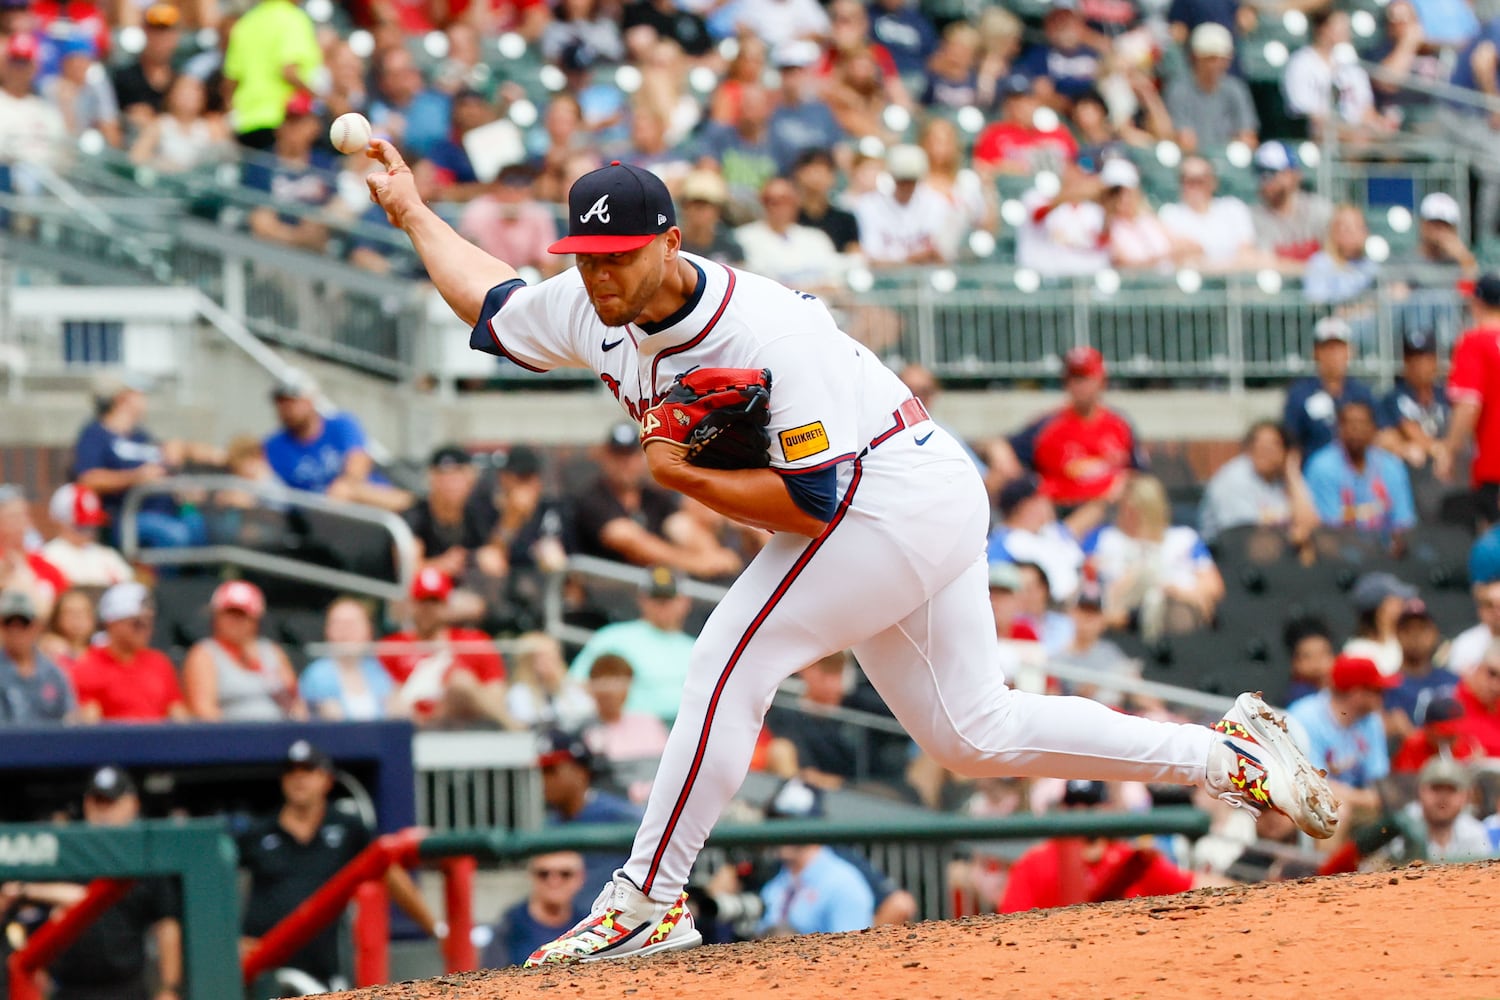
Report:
548,233,658,255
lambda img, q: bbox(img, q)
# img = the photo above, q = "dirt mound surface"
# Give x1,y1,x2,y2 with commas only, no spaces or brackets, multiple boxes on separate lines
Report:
341,860,1498,1000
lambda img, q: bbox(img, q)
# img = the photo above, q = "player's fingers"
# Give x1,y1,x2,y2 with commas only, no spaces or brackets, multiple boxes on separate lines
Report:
368,137,406,172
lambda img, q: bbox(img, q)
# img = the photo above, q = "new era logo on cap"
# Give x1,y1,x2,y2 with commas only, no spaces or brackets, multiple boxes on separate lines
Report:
549,161,676,255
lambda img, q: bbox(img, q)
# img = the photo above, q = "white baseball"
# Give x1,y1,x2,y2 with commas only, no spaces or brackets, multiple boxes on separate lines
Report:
329,112,373,155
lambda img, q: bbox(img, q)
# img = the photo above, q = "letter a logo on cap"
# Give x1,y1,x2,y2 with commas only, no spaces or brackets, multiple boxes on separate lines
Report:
580,195,611,225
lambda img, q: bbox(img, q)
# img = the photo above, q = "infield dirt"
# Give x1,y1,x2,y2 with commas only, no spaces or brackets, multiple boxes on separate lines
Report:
338,859,1499,1000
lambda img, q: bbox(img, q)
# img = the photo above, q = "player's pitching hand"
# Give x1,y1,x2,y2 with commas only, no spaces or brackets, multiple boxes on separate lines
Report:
365,138,422,229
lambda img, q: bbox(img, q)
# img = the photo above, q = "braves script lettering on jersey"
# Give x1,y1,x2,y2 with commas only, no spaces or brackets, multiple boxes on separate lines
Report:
470,250,1226,896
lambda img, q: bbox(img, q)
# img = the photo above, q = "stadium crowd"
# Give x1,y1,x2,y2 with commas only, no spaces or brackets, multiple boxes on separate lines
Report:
11,0,1500,979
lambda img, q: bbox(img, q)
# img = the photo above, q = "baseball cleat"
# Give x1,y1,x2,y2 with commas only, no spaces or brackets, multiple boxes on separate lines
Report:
523,870,701,967
1208,692,1339,839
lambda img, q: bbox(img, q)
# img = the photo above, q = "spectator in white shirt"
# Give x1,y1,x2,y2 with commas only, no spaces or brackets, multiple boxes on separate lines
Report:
40,485,133,589
735,176,845,288
853,144,952,266
1282,8,1392,144
1099,158,1198,273
0,35,68,192
986,475,1088,604
1016,160,1108,278
734,0,830,50
1159,155,1270,273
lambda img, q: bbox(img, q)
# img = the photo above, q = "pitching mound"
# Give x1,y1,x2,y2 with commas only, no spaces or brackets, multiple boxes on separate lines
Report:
341,860,1498,1000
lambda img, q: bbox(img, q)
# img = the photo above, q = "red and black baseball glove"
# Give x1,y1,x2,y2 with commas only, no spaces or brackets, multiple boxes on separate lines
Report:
640,367,773,470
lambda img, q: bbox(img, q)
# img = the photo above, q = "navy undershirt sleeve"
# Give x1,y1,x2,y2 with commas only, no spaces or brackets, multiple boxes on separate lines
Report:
781,465,839,522
468,279,529,355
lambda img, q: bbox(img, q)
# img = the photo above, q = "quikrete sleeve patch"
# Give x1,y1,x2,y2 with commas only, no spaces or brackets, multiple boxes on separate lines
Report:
779,421,830,461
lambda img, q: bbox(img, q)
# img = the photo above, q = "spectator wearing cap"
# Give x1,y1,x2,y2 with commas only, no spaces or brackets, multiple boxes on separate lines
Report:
1391,694,1483,772
263,371,412,512
972,76,1079,175
9,766,185,1000
243,92,336,253
1281,316,1380,465
569,566,695,724
458,164,563,276
40,484,132,588
299,597,398,720
505,631,595,730
380,568,508,726
1386,597,1458,742
1304,400,1415,553
1401,193,1478,280
73,372,215,550
1250,141,1333,267
29,0,110,63
584,653,669,763
111,3,180,127
1448,528,1500,675
735,176,845,289
537,727,644,891
1160,156,1269,274
1014,160,1108,278
1303,204,1380,310
1163,23,1257,154
1377,331,1450,470
1005,347,1145,508
1100,157,1199,273
988,560,1039,645
238,741,438,991
480,851,589,968
0,486,69,620
1198,420,1302,544
1392,758,1493,863
987,475,1086,605
1015,1,1103,110
1453,638,1500,755
222,0,323,151
1440,14,1500,238
70,581,187,723
790,150,859,255
489,445,571,624
1440,274,1500,518
1000,780,1220,913
1287,654,1395,812
181,580,304,722
41,31,121,148
869,0,937,76
854,144,953,266
1343,573,1417,677
766,41,844,175
754,780,876,935
0,34,67,190
1283,9,1391,144
0,590,75,724
403,444,508,620
1086,474,1223,641
571,422,738,578
677,168,745,265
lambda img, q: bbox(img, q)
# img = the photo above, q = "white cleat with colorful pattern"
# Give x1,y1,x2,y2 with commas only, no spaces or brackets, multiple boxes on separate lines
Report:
524,871,702,967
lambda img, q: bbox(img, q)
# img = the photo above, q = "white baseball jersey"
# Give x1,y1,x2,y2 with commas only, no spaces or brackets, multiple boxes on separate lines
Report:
471,252,1219,903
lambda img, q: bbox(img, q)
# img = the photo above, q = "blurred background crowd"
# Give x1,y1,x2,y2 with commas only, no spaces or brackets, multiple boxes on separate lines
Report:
11,0,1500,988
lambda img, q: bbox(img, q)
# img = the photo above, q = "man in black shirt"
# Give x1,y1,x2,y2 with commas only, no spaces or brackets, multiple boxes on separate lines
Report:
238,742,438,992
621,0,711,58
571,423,680,564
792,150,861,254
3,767,183,1000
403,444,505,623
111,3,180,128
677,170,745,266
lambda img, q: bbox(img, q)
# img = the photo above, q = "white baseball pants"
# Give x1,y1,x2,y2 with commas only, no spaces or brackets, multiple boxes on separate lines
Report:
623,427,1217,902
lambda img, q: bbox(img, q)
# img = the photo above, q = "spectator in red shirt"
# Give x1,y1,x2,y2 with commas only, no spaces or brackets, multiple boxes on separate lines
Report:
380,568,508,726
972,75,1079,175
999,780,1214,913
71,581,187,723
1391,696,1485,773
0,485,69,621
1454,639,1500,755
1003,347,1145,508
1440,273,1500,525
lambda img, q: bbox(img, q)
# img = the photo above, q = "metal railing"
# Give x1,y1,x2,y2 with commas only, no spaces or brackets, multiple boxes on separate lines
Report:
118,474,419,601
411,729,544,833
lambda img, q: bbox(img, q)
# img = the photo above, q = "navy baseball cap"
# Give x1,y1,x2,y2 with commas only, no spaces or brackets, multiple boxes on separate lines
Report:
549,161,676,255
1461,272,1500,308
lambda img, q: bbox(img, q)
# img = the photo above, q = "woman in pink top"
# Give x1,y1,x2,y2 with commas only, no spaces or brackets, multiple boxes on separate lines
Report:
457,164,562,276
1099,158,1199,273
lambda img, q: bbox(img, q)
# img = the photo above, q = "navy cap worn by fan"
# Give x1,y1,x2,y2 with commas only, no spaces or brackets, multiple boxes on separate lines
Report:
1061,779,1106,807
286,739,335,773
429,444,471,469
997,475,1042,519
1462,272,1500,308
86,765,137,801
537,728,595,771
548,161,676,255
1403,330,1438,355
498,444,542,476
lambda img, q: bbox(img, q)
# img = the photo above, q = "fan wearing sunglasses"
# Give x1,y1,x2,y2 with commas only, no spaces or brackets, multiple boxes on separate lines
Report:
481,852,589,968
